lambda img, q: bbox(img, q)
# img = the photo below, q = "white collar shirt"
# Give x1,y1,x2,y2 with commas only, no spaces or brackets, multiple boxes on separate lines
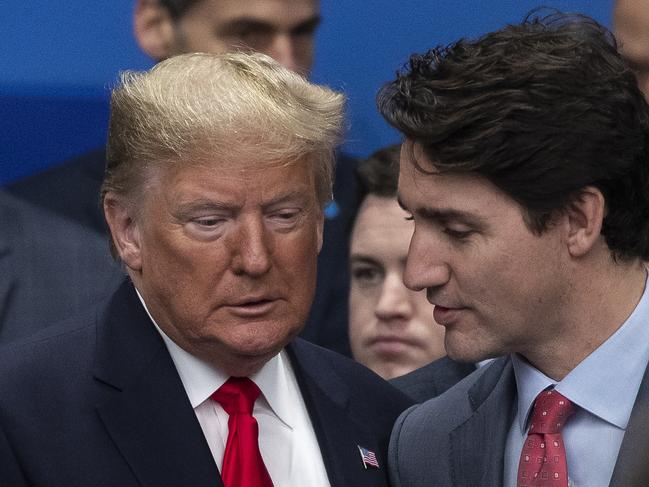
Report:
137,290,331,487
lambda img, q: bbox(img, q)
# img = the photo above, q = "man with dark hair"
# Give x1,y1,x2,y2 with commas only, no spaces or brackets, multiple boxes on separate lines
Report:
1,0,355,356
348,144,474,391
378,12,649,487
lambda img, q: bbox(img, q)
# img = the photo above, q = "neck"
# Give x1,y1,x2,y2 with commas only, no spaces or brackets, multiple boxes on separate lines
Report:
523,258,647,381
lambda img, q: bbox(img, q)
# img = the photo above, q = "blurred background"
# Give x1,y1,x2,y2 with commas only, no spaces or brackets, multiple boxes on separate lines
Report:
0,0,609,185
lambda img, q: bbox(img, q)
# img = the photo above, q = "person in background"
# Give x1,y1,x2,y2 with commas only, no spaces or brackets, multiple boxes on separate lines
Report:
614,0,649,97
349,144,474,391
0,0,355,356
0,52,412,487
378,11,649,487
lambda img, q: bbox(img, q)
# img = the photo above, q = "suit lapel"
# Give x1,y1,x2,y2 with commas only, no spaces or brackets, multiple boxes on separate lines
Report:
287,341,390,486
610,360,649,487
93,281,220,487
449,358,517,487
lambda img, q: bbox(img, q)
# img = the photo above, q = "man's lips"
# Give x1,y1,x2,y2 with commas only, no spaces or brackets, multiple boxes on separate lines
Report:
225,297,280,316
229,295,277,306
433,305,464,325
367,334,421,356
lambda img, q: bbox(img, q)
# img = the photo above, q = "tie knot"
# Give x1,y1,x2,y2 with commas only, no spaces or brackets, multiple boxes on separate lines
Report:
211,377,261,416
529,389,575,434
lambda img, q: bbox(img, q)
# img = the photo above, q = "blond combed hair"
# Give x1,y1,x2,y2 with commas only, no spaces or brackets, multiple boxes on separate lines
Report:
101,52,345,210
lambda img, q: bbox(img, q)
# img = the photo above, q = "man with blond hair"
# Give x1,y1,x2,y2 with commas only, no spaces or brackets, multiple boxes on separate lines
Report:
1,0,356,357
0,53,410,487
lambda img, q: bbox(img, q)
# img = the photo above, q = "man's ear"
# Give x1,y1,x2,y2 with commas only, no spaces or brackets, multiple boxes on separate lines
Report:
133,0,176,61
565,186,605,257
103,193,143,271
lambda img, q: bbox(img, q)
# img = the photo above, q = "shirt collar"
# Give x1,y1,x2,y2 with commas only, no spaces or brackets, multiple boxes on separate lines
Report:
513,271,649,432
135,288,296,429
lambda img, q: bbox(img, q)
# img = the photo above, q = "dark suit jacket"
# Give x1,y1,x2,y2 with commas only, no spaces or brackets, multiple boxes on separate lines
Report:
390,356,476,403
0,149,357,354
0,280,412,486
388,356,649,487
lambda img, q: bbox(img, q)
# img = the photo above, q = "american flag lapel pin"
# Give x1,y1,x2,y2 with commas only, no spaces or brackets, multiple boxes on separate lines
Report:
357,445,379,469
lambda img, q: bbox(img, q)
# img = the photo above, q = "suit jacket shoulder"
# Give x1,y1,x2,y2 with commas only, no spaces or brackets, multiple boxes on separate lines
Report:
390,356,476,402
6,148,106,231
389,357,516,487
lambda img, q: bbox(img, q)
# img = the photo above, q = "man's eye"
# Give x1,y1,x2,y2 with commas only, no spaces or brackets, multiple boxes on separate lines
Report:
194,217,225,227
351,266,383,286
233,29,273,49
270,209,300,223
291,24,318,38
444,228,473,239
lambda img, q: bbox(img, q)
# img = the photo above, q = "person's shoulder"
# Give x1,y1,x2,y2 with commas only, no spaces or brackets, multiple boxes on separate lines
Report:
8,149,105,197
5,148,106,229
0,307,98,389
390,355,477,402
396,357,509,431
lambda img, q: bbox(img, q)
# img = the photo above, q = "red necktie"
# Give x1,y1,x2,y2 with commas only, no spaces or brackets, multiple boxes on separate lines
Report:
517,389,576,487
211,377,274,487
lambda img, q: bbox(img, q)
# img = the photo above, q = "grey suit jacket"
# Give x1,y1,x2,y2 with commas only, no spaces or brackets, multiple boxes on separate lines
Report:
0,185,124,342
390,356,476,403
388,356,649,487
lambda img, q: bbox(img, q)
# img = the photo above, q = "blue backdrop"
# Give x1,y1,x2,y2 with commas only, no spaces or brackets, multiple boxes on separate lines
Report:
0,0,610,185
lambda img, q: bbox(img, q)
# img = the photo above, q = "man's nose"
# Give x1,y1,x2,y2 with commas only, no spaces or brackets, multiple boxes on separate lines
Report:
375,272,413,321
267,33,300,73
230,218,272,277
403,231,450,292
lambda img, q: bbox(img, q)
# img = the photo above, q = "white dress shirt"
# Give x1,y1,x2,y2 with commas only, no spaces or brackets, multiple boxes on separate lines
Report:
137,291,331,487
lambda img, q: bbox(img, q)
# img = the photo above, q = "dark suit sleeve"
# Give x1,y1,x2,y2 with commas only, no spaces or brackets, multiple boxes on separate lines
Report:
0,423,28,486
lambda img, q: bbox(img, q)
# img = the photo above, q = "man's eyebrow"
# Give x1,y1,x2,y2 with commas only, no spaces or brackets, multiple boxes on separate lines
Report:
415,207,483,226
397,197,484,226
262,190,310,208
290,16,321,34
219,15,321,36
349,254,381,268
218,19,274,37
175,200,235,216
175,190,309,215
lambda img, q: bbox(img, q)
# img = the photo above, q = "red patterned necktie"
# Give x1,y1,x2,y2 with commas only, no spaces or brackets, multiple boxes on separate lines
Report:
517,389,576,487
211,377,274,487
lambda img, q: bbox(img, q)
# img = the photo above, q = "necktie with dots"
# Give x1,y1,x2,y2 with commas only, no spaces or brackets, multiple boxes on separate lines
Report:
517,389,576,487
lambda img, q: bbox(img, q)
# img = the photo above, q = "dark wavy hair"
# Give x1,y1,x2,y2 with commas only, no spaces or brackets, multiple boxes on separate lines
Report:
356,144,401,201
377,10,649,261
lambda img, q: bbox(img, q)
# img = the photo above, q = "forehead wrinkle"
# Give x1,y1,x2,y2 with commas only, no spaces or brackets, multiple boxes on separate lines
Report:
261,187,312,208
